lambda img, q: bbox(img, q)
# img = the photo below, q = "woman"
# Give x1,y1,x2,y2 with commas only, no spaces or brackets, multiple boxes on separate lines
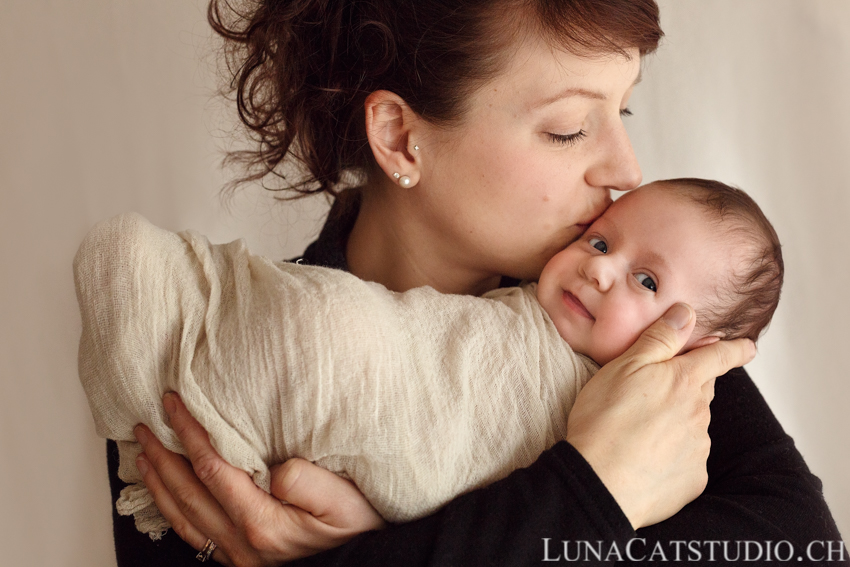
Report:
117,0,843,565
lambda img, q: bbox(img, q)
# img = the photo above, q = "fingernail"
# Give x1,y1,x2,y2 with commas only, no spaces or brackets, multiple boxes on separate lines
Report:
163,392,177,416
134,425,149,446
663,303,692,330
136,455,149,476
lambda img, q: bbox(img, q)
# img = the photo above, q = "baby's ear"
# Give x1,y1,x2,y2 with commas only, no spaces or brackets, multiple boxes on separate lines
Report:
679,333,722,354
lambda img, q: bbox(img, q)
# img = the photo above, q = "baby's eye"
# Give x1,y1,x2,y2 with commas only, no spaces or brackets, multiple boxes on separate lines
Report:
588,238,607,253
635,273,657,292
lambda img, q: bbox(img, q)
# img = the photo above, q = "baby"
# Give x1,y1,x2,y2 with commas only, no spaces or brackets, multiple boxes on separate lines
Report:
74,178,783,537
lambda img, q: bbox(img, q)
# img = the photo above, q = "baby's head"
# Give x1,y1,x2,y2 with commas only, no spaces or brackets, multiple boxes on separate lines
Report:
537,179,784,365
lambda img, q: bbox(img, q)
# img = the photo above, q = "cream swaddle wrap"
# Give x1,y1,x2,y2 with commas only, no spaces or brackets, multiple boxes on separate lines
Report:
74,213,598,538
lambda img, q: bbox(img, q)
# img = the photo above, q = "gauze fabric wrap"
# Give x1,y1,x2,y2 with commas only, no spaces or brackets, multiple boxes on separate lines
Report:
74,213,599,538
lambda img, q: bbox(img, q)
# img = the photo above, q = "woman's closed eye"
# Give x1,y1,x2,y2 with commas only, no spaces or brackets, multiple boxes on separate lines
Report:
588,237,608,253
635,273,657,292
547,130,587,147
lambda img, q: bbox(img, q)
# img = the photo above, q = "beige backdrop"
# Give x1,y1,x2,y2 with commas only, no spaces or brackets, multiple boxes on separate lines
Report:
1,1,846,565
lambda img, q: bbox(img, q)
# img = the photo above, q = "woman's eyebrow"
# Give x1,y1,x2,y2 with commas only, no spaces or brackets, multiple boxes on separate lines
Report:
533,87,606,109
531,69,643,110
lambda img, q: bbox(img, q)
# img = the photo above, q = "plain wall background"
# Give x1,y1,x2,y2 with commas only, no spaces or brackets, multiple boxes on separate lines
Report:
0,1,846,565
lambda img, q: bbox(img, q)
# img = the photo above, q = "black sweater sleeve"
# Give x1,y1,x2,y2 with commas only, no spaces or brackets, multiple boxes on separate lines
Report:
291,442,635,567
288,368,846,567
634,368,847,564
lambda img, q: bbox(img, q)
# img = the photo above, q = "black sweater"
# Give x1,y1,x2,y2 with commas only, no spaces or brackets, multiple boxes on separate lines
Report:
109,199,846,566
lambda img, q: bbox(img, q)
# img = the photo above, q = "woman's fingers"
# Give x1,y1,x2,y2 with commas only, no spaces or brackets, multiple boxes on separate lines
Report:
622,303,755,385
674,337,756,387
162,392,270,528
701,376,717,403
134,423,226,523
138,393,382,566
270,458,386,532
565,304,756,530
134,426,235,565
136,452,231,565
134,395,381,566
620,303,696,367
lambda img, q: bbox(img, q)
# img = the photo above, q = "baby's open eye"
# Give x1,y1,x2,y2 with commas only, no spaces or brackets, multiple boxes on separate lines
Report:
635,273,657,292
588,238,608,253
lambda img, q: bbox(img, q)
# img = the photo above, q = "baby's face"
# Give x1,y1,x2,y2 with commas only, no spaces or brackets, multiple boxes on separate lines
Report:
537,183,738,365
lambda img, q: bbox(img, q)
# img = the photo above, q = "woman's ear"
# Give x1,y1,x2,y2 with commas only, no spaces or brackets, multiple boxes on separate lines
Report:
364,90,420,187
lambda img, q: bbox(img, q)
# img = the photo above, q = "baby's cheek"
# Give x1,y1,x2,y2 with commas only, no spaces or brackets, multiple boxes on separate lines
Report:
589,326,637,366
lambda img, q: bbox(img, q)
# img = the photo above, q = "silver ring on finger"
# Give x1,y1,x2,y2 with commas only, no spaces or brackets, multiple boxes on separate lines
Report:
196,538,217,563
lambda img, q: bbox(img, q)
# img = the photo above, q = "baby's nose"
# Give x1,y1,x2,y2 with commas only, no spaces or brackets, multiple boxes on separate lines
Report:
584,255,615,291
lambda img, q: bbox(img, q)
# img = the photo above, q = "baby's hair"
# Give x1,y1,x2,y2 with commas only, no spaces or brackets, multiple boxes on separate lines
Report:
656,178,784,342
207,0,662,200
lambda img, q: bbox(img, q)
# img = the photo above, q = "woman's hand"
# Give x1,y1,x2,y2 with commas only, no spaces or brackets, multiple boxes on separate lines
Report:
133,393,385,567
566,303,756,530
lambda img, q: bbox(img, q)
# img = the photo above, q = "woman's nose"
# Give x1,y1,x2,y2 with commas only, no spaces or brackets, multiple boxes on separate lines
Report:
584,120,642,193
582,254,616,291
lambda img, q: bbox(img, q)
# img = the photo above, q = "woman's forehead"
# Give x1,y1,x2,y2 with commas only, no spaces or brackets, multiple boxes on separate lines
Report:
477,37,641,112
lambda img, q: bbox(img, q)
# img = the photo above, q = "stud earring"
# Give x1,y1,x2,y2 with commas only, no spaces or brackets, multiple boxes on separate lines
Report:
413,145,420,151
399,175,412,188
393,172,400,179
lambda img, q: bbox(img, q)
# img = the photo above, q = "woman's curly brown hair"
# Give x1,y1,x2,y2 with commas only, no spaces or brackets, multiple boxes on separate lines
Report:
208,0,662,199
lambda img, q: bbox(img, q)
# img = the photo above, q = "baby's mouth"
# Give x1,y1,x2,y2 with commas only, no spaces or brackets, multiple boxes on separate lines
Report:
562,291,595,320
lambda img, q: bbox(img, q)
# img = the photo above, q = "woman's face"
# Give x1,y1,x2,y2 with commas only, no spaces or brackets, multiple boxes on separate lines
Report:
414,36,643,281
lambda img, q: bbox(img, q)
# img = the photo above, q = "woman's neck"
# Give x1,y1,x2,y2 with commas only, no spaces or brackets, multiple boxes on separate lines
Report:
346,187,501,296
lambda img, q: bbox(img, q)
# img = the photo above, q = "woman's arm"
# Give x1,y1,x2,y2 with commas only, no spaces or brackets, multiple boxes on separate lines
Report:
295,352,847,566
127,404,636,567
299,370,847,567
127,394,384,567
634,367,847,563
123,372,846,567
133,304,793,566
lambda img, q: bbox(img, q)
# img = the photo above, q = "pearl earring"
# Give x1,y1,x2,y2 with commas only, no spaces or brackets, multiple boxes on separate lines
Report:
399,175,412,188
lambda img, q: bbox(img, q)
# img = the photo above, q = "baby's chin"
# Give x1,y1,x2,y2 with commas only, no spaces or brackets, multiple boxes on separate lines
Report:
553,325,623,367
579,339,640,367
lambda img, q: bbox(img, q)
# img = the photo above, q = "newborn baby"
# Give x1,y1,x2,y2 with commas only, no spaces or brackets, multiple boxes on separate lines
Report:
74,178,783,537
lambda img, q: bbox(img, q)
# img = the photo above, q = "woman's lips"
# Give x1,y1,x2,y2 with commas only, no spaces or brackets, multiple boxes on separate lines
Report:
574,217,600,234
562,291,594,320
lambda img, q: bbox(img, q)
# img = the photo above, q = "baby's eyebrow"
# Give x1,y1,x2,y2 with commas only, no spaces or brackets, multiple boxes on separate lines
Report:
642,250,670,273
594,215,620,242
